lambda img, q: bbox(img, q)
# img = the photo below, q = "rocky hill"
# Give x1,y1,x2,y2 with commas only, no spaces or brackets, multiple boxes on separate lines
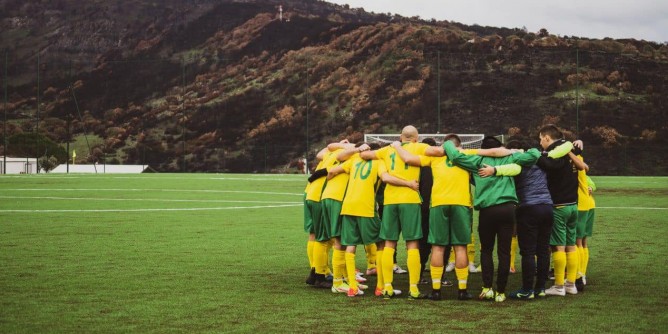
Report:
1,0,667,174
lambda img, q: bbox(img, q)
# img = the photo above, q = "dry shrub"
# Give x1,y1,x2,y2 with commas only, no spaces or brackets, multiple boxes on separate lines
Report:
592,83,614,95
607,71,622,84
507,127,521,137
591,126,622,147
641,129,657,141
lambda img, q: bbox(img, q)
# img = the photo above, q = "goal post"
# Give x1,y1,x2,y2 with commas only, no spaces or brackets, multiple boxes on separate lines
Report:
364,133,493,149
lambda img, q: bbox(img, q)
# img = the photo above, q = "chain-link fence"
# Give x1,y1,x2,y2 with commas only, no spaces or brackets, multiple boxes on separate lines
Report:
1,45,667,175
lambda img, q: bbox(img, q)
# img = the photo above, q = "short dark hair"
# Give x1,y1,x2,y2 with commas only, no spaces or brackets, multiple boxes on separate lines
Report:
421,137,437,146
539,124,563,140
481,136,503,149
443,134,462,147
367,142,380,150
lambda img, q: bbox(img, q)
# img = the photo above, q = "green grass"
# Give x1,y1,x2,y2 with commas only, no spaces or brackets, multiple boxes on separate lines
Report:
1,174,667,333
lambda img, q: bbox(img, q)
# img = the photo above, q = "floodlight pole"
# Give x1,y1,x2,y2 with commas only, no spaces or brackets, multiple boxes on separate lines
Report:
437,50,441,133
305,58,309,175
3,51,7,174
181,59,186,173
575,48,580,136
36,52,40,173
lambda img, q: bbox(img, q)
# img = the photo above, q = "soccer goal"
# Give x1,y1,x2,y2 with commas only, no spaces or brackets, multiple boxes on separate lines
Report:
364,133,492,149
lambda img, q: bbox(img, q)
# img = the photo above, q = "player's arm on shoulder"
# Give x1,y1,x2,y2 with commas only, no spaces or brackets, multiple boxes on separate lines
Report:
308,168,328,182
442,141,481,173
477,147,512,157
360,149,379,160
479,163,521,177
380,172,419,191
547,141,573,159
391,141,421,167
510,148,540,166
337,143,368,162
327,165,345,180
569,153,588,171
424,146,444,157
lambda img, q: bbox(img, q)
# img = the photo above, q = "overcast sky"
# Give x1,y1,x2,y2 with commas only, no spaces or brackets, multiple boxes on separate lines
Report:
327,0,668,43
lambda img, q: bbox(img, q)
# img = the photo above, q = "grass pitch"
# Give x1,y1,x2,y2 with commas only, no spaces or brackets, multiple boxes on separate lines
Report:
1,174,667,333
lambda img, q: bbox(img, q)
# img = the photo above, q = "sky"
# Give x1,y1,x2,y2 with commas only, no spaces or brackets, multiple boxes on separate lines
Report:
327,0,668,43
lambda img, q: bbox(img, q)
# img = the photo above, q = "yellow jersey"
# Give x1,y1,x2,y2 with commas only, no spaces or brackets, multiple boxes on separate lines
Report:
576,155,596,210
376,142,428,205
420,153,473,207
321,149,349,201
305,151,333,202
340,154,388,217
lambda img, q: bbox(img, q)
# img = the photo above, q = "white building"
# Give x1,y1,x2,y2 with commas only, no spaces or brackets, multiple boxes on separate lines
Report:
0,157,38,174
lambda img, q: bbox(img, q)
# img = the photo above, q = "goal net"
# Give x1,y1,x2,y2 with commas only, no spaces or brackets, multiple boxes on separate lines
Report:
364,133,489,149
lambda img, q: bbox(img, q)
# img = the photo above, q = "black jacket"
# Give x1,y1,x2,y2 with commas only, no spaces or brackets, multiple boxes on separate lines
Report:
536,139,578,206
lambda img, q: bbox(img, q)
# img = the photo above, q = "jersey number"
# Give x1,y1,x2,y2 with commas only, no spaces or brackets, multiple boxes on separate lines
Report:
354,161,372,180
390,153,409,170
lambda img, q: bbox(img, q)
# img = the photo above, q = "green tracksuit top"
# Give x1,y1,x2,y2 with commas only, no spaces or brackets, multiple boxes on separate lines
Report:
442,141,540,210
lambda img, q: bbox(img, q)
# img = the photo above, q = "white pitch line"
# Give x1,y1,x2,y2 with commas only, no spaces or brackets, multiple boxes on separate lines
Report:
3,188,303,196
1,195,300,204
0,204,302,213
597,206,667,210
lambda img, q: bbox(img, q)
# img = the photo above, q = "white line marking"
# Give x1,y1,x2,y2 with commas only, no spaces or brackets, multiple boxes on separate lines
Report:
597,206,667,210
0,204,302,213
3,189,303,196
1,196,300,204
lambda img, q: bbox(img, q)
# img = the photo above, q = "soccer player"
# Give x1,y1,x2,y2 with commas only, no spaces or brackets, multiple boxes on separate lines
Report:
304,140,351,288
417,138,436,285
536,125,583,296
360,125,429,299
328,143,419,297
442,136,541,302
572,141,595,291
320,141,362,293
392,134,482,301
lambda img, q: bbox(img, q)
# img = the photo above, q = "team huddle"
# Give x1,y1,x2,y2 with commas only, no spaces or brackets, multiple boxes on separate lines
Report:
302,124,596,302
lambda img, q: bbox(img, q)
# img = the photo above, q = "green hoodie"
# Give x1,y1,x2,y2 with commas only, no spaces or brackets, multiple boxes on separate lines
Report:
442,141,540,210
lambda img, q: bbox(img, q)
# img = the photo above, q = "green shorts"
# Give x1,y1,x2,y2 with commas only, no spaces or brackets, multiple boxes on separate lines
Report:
302,194,313,233
428,205,473,246
341,215,381,246
380,204,422,241
577,209,595,238
306,200,329,241
550,204,578,246
321,198,343,238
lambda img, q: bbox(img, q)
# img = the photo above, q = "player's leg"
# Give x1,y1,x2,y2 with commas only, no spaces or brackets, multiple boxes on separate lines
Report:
477,207,496,300
426,206,447,300
379,205,400,297
565,206,580,294
399,204,425,299
451,205,473,300
535,204,554,297
493,203,515,302
546,206,568,296
510,224,518,274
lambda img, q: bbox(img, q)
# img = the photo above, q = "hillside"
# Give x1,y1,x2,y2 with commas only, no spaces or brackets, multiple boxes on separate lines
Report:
1,0,667,174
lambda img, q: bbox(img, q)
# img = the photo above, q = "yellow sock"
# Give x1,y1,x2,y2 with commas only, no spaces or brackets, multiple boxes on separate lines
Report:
430,265,443,290
449,247,455,263
553,251,567,286
382,248,395,291
313,241,328,275
376,249,384,290
307,240,315,268
566,250,579,283
582,247,590,276
345,252,357,291
325,240,333,276
455,266,469,290
365,244,377,270
467,243,475,264
407,249,421,295
332,249,346,287
510,236,518,270
576,246,584,278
